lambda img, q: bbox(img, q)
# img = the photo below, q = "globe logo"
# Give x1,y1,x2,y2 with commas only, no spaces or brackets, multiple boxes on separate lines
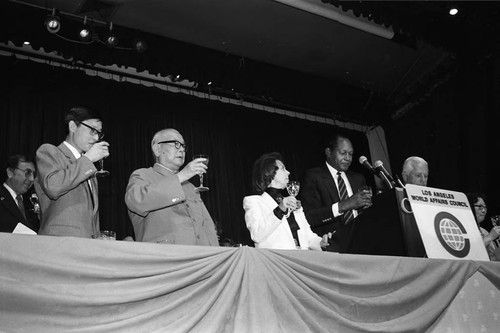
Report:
434,212,470,258
439,218,465,251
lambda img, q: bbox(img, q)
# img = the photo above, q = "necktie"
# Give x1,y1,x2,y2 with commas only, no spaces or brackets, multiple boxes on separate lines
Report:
337,172,353,223
16,195,27,220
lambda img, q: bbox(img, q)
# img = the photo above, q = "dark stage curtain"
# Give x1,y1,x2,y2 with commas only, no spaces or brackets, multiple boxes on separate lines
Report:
0,56,371,244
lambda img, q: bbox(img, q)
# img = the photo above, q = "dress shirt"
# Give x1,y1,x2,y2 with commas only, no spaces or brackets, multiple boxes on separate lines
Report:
325,162,358,219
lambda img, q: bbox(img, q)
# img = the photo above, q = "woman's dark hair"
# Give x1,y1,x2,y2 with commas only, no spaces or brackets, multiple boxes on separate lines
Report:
252,152,283,194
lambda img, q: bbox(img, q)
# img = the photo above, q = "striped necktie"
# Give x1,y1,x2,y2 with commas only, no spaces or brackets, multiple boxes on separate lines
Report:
337,172,353,224
16,195,27,220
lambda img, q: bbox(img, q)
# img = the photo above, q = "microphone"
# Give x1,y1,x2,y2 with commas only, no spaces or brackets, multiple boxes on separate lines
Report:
358,156,377,175
374,160,396,188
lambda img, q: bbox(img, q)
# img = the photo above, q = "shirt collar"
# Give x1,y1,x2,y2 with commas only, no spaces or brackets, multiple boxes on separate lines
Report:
63,141,81,159
155,163,178,174
326,161,341,176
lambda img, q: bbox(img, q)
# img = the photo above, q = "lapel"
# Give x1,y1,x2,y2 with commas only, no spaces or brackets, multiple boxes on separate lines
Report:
59,142,98,214
261,192,279,211
0,186,27,223
58,142,77,163
319,164,340,203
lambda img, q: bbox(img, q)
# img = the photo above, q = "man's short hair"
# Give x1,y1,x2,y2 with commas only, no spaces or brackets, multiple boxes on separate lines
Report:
252,152,284,194
64,106,102,133
325,131,350,151
3,154,32,182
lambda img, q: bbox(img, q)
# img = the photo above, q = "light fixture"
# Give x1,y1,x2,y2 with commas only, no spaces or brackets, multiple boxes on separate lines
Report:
78,16,93,42
103,22,118,47
449,8,458,16
132,39,147,53
45,8,61,34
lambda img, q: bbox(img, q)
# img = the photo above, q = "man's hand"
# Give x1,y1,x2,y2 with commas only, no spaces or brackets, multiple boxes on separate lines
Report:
338,190,372,213
84,141,109,162
177,157,208,183
320,232,333,248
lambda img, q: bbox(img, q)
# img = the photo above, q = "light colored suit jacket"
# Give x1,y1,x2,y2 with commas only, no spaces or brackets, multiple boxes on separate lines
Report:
125,163,219,246
243,192,322,250
35,143,99,238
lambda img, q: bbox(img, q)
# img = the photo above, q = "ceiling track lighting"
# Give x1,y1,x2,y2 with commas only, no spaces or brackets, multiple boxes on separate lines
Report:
78,16,93,42
104,22,119,47
45,8,61,34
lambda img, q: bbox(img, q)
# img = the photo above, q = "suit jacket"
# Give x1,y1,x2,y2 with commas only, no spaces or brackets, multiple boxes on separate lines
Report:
125,163,219,246
35,142,99,238
301,164,366,252
0,185,39,233
243,192,322,250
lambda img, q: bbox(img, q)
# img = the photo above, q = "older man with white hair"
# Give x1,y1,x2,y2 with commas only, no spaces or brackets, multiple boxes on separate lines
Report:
401,156,429,186
125,128,219,245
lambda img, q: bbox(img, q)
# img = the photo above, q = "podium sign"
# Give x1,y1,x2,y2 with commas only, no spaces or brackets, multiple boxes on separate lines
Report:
405,184,489,261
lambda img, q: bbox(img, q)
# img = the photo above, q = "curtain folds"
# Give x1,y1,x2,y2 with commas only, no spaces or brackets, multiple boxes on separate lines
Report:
1,233,499,332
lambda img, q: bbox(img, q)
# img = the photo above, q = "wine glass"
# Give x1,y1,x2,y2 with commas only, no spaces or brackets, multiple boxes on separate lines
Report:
285,181,300,218
95,158,110,177
193,154,209,192
286,181,300,197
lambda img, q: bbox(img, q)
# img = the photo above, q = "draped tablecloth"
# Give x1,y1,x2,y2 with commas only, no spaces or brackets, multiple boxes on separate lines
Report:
1,233,499,332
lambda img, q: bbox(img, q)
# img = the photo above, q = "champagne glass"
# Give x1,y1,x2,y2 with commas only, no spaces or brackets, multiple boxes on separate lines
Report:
286,181,300,197
193,154,209,192
285,181,300,218
95,158,110,177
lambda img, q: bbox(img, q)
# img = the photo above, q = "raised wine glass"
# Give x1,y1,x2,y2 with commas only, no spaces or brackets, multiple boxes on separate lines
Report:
193,154,209,192
285,181,300,218
286,181,300,197
95,158,110,177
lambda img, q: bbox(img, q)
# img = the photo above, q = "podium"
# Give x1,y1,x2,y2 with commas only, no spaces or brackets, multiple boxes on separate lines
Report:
343,188,427,257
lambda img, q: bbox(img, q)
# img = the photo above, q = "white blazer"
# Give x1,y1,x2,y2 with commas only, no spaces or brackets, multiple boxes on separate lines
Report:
243,192,322,250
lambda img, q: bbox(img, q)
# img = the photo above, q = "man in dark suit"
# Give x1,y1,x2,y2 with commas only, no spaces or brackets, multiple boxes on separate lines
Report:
301,133,371,252
0,154,39,233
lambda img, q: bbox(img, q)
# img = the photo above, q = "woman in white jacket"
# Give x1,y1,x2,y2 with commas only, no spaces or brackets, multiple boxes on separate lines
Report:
243,152,329,250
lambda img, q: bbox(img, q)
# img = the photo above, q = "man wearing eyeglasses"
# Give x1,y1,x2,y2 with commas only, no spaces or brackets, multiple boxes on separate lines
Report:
0,154,39,233
35,106,109,238
125,128,219,245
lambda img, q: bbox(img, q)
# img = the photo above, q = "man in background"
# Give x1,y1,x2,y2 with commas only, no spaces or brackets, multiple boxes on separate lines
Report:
35,106,109,238
0,154,39,233
401,156,429,186
125,128,219,246
301,132,371,252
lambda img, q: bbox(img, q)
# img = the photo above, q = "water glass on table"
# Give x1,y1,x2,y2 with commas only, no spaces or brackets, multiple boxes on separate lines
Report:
93,230,116,240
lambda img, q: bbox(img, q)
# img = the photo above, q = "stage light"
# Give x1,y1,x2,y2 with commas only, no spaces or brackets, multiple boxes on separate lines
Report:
45,8,61,34
79,16,92,42
133,39,147,53
103,22,118,47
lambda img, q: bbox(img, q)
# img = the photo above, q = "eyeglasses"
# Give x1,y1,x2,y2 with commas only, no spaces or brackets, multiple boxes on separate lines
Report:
474,205,488,210
15,167,36,178
157,140,187,151
79,122,104,140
